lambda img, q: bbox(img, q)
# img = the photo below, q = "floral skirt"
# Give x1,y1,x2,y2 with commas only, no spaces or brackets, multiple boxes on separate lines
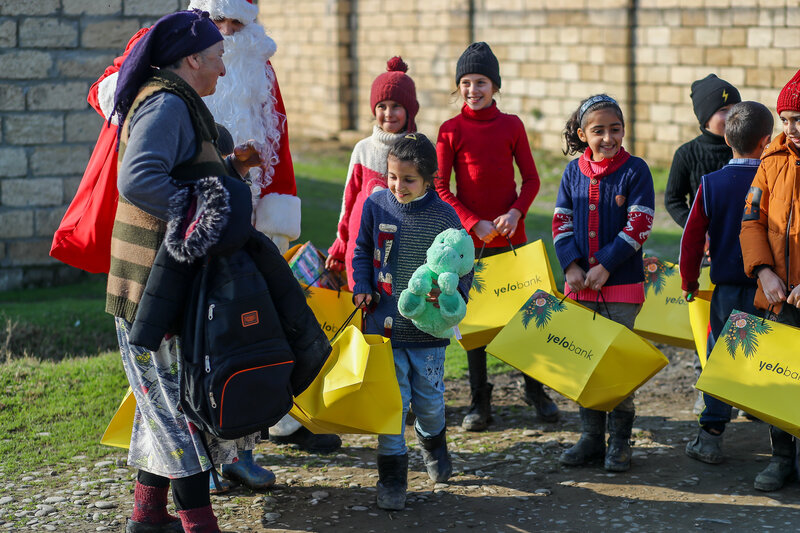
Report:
115,318,258,478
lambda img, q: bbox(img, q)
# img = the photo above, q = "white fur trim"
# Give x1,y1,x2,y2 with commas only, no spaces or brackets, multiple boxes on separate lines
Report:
188,0,258,24
98,72,118,123
254,193,301,241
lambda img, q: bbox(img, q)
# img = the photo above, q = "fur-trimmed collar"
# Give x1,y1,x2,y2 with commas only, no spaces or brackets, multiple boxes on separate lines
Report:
165,177,231,263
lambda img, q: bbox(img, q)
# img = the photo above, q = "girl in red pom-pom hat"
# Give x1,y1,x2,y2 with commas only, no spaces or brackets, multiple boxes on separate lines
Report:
326,57,419,289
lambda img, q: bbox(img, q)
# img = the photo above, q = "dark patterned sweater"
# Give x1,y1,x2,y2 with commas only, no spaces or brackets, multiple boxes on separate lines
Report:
664,130,732,227
352,189,472,348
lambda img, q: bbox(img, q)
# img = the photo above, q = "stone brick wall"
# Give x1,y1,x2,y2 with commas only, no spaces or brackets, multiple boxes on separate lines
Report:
265,0,800,159
0,0,181,290
3,1,800,289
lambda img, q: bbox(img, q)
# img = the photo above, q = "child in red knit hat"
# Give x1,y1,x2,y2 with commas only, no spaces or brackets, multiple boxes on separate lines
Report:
435,42,559,431
740,67,800,493
326,57,419,288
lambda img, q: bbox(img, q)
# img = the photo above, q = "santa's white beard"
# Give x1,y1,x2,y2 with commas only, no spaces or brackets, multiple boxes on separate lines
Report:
204,23,283,193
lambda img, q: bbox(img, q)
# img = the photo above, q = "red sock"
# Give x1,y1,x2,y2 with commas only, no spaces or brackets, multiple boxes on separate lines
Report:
131,482,178,524
178,504,220,533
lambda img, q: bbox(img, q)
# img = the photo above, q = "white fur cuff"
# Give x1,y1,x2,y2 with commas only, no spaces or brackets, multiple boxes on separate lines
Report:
98,72,118,123
188,0,259,24
254,193,301,241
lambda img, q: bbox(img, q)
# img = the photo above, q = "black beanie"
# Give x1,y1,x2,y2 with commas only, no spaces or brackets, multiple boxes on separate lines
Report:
456,42,501,89
690,74,741,128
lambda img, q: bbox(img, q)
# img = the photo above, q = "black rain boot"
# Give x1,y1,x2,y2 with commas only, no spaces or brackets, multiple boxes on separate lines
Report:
754,426,796,491
523,377,560,422
605,410,635,472
560,407,606,466
462,383,493,431
416,427,453,483
376,454,408,511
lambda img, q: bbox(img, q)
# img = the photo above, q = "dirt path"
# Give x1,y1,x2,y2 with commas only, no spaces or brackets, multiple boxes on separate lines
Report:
3,345,799,532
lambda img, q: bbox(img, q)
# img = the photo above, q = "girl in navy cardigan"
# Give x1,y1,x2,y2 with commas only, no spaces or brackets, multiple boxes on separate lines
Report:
553,95,655,472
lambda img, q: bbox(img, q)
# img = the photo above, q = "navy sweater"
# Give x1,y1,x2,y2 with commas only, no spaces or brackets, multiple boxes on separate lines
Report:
553,154,655,287
352,189,471,348
679,159,760,291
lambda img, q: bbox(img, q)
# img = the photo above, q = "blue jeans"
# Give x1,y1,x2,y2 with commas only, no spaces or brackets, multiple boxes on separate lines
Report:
700,284,759,428
378,345,447,456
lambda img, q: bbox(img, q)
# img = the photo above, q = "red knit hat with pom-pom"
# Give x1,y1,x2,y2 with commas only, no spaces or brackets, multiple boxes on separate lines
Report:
777,68,800,114
370,56,419,132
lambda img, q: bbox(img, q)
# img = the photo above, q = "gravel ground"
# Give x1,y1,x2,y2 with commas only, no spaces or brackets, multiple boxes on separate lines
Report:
2,345,799,532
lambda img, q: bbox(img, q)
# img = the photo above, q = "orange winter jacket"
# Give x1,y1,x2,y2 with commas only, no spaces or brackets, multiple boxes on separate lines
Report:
740,132,800,312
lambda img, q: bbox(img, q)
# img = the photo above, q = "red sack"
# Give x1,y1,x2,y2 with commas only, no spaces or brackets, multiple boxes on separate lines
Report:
49,124,119,273
49,27,149,273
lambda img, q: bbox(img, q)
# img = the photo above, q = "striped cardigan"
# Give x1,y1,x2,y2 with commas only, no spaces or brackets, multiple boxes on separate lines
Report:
106,71,227,322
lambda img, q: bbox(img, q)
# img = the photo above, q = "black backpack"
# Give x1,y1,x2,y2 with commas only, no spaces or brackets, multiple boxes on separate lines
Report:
179,247,295,440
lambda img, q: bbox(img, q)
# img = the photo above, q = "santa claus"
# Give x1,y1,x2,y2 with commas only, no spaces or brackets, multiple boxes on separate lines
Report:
189,0,300,253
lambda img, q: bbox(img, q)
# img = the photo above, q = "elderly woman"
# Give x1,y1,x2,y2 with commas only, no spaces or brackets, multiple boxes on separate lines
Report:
106,10,262,533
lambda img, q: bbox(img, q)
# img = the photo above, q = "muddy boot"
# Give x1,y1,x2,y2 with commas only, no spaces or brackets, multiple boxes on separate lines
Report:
416,427,453,483
605,410,634,472
560,408,606,466
462,383,493,431
523,377,559,422
754,426,796,492
685,427,723,464
376,454,408,511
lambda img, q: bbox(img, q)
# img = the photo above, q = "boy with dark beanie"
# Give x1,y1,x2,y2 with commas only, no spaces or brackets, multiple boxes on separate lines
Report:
666,74,742,227
665,73,741,415
680,101,772,465
740,68,800,492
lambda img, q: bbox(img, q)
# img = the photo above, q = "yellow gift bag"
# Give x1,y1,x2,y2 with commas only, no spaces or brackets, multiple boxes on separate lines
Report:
696,311,800,437
633,257,713,349
486,289,668,411
283,243,361,338
290,323,402,434
458,240,558,351
688,295,713,368
101,387,135,449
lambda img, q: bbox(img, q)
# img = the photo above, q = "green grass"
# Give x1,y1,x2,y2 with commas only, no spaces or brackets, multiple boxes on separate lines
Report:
0,352,128,472
0,278,116,361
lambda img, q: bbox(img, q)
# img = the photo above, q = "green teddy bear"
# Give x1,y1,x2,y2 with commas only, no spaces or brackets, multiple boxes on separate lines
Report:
398,228,475,338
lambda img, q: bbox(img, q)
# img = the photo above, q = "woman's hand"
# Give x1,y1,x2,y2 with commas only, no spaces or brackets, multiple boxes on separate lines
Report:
565,262,587,293
585,264,610,292
230,140,264,176
473,220,499,243
493,208,522,238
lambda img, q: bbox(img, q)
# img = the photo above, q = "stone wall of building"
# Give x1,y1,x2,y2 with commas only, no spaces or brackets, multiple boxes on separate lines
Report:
265,0,799,159
0,0,181,290
2,1,799,289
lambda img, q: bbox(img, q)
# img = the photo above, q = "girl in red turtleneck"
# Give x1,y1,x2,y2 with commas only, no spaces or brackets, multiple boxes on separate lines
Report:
435,42,558,432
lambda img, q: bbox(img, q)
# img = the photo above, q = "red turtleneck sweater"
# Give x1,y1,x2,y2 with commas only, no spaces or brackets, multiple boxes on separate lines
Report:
436,101,540,248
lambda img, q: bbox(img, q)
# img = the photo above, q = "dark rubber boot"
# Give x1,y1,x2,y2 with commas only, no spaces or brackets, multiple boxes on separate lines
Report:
376,454,408,511
754,426,796,491
560,407,606,466
523,377,560,422
416,427,453,483
220,450,276,490
685,427,723,464
605,410,635,472
269,426,342,454
462,383,493,431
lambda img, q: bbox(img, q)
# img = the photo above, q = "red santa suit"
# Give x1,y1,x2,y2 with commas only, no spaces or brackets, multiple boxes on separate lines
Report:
50,28,148,273
190,0,300,253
